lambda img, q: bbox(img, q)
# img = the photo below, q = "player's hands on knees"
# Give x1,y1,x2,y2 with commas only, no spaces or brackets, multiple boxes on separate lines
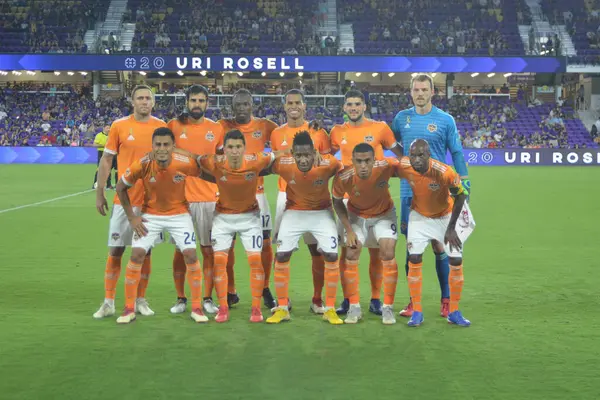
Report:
129,216,149,237
444,227,462,253
96,190,109,216
346,230,358,249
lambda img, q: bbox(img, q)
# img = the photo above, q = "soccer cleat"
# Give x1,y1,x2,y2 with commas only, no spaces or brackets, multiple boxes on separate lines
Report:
382,305,396,325
407,311,424,327
336,298,350,315
202,298,219,314
440,298,450,318
215,306,230,323
191,308,209,323
93,302,115,319
323,308,344,325
271,298,293,313
399,301,413,317
116,308,136,324
262,287,277,309
309,298,326,314
344,305,363,324
227,292,240,308
170,297,187,314
447,310,471,327
369,298,383,315
135,298,155,316
250,307,264,323
266,307,291,324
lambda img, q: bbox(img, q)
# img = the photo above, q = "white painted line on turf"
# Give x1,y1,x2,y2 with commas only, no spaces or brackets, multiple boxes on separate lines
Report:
0,189,94,214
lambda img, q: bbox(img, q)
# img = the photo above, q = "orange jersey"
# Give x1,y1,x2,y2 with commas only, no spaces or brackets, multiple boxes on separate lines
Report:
122,154,199,216
169,118,225,203
104,115,167,206
271,122,331,192
330,119,398,166
272,154,342,211
396,157,463,218
332,157,398,218
200,152,275,214
218,117,278,194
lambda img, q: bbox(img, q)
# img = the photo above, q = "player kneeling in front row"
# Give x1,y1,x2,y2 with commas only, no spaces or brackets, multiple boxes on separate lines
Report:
332,143,401,325
402,139,474,327
115,127,208,324
262,131,344,325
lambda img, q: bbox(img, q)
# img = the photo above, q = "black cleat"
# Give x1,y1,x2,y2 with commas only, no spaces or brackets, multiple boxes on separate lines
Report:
262,287,277,309
227,292,240,308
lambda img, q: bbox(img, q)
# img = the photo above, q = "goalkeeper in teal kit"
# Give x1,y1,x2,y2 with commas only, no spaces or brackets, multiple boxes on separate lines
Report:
391,74,470,318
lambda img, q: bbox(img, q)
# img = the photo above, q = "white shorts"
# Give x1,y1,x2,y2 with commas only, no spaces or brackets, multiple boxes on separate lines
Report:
212,210,263,252
169,201,216,247
277,209,339,254
273,191,316,245
256,192,272,232
406,203,476,258
336,198,380,248
343,208,398,247
108,204,164,247
132,213,196,252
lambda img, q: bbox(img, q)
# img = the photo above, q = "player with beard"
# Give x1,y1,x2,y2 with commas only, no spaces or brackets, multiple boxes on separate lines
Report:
167,85,225,315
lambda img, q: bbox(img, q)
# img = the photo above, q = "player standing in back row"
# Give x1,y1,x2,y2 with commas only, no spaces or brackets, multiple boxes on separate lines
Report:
93,85,167,319
219,89,279,310
391,74,470,319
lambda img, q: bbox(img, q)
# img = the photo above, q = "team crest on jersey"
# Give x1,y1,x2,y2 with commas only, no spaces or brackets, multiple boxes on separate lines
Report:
364,135,374,143
313,178,325,186
252,131,262,139
429,182,440,191
377,180,388,188
111,233,120,241
173,174,185,183
205,131,215,141
427,123,438,133
245,172,256,181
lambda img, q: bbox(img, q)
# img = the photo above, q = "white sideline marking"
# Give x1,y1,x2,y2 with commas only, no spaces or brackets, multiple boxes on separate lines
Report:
0,189,94,214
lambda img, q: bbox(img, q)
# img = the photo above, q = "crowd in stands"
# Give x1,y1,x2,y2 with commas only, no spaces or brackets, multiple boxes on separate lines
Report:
0,82,595,149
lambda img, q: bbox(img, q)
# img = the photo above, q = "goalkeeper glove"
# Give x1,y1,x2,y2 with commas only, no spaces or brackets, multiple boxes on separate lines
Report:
461,178,471,202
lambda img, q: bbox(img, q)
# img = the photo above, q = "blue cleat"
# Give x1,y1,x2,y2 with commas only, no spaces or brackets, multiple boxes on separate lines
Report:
369,298,382,315
407,311,424,327
447,310,471,327
336,298,349,315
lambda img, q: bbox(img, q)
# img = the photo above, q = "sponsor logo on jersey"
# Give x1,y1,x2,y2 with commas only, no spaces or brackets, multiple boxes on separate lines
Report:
427,123,438,133
252,131,262,139
173,174,185,183
205,131,214,141
428,182,441,191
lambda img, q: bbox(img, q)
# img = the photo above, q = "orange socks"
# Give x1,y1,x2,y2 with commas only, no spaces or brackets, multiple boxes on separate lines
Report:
274,260,290,307
261,238,273,289
311,255,325,301
213,251,229,308
247,252,264,308
339,247,348,298
201,246,214,298
124,260,142,309
137,255,151,298
407,262,423,312
344,259,360,305
104,255,122,301
449,264,464,313
226,245,236,293
185,260,202,310
172,251,186,298
368,248,382,300
382,259,398,306
324,260,340,308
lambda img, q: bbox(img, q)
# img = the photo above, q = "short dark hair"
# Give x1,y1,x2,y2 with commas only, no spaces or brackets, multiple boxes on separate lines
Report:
186,84,209,101
233,88,252,100
152,127,175,142
344,89,365,102
224,129,245,146
284,89,305,103
352,143,374,156
292,130,314,149
131,84,153,98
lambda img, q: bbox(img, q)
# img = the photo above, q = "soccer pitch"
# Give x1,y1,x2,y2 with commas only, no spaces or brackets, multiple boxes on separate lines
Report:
0,165,598,400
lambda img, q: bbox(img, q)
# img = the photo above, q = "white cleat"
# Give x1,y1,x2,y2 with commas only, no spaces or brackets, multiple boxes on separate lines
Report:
202,298,219,314
382,305,397,325
135,298,155,316
191,309,209,323
170,298,187,314
116,309,136,324
309,302,326,314
344,305,363,324
93,302,115,319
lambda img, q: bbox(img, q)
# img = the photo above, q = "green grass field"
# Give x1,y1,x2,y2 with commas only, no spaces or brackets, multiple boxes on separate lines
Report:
0,165,599,400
